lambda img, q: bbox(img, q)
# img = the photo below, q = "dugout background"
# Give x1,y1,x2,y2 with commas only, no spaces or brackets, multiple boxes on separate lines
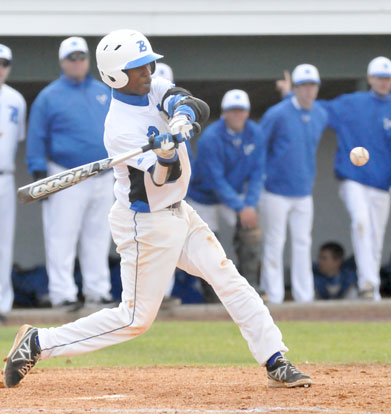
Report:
4,34,391,269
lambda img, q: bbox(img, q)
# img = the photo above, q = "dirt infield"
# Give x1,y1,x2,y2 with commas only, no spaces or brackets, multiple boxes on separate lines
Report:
1,364,390,414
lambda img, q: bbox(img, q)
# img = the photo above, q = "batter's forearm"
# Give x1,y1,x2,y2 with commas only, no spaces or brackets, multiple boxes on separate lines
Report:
150,157,182,186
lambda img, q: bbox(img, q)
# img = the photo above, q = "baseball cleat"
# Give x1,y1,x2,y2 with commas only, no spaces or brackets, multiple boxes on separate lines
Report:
266,356,312,388
3,324,41,387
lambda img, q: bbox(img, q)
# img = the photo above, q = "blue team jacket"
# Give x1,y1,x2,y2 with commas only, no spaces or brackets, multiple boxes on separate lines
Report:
260,97,328,197
188,118,266,212
319,91,391,191
26,74,111,174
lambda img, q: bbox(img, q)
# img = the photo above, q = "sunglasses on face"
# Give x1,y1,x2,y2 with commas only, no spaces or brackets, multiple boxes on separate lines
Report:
66,52,88,62
0,59,11,68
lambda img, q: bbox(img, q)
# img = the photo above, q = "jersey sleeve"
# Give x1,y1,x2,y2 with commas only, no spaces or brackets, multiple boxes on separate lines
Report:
26,92,51,174
258,106,278,142
151,78,197,122
244,127,266,207
317,96,343,130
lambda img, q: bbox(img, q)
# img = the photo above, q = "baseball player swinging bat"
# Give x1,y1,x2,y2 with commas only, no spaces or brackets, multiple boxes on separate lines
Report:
17,123,201,205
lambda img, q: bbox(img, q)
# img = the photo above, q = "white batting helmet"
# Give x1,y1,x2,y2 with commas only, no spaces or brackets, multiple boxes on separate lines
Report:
96,29,163,88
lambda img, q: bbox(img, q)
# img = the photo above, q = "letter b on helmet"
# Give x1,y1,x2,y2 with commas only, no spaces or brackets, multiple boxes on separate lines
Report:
96,29,163,89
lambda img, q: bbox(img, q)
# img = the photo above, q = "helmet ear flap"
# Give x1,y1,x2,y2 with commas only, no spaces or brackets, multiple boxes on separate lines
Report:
99,68,129,88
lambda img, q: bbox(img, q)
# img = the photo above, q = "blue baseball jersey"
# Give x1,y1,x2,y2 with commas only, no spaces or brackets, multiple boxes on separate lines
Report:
188,118,266,212
319,91,391,191
260,97,328,197
26,74,111,174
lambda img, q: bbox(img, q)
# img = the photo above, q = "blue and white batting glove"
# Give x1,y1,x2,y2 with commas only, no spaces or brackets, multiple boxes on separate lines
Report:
150,133,178,163
169,114,194,142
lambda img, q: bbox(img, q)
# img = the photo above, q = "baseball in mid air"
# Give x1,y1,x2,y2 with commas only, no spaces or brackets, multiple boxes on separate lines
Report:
350,147,369,167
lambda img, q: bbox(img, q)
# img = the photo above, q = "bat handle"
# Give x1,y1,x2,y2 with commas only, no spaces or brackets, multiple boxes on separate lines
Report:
141,143,152,152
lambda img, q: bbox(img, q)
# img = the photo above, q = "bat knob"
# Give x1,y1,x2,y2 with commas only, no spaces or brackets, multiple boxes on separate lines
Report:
192,122,201,135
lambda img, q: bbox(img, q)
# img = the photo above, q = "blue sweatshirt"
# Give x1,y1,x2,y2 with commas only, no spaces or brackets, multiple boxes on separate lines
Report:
319,91,391,191
188,118,266,212
26,74,111,174
260,97,328,197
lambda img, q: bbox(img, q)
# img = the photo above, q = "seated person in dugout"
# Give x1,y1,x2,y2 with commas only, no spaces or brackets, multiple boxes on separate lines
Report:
313,242,358,300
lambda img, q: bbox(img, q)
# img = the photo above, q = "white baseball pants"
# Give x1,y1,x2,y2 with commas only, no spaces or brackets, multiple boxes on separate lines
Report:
43,162,114,305
38,200,288,365
260,190,314,304
0,174,15,313
339,180,390,300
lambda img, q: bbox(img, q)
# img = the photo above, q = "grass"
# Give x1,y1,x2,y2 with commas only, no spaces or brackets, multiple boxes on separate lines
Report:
0,321,390,368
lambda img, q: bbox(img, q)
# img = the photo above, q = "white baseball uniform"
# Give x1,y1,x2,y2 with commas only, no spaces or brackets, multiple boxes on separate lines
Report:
37,77,288,365
339,179,390,300
0,84,26,313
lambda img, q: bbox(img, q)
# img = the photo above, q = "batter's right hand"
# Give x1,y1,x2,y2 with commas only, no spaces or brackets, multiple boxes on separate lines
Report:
169,114,194,142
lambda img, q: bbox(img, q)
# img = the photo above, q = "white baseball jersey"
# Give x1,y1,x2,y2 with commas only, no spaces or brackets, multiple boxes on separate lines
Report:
104,77,191,212
0,84,26,171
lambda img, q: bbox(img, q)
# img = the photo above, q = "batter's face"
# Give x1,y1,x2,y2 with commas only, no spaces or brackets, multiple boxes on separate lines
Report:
293,83,319,109
119,64,152,95
0,59,11,85
223,108,249,133
368,75,391,96
60,52,89,82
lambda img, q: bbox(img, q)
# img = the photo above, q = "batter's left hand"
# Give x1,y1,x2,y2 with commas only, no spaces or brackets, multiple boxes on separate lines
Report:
169,114,194,142
150,133,178,160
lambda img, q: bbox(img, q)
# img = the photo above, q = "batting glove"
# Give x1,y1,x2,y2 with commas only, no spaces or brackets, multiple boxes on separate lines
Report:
169,114,194,142
150,133,178,163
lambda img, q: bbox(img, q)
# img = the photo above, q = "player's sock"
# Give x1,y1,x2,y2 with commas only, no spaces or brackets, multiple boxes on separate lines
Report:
266,352,282,367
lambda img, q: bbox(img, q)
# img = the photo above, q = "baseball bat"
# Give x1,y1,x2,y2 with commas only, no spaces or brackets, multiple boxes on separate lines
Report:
17,143,152,205
17,123,201,205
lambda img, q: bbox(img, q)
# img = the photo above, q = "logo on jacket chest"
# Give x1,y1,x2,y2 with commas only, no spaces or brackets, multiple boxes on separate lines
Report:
243,144,255,155
96,94,108,105
383,117,391,131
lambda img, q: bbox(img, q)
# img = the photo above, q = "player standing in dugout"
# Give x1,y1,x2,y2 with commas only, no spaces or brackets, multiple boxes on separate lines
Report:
277,57,391,301
0,44,26,324
3,29,312,389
